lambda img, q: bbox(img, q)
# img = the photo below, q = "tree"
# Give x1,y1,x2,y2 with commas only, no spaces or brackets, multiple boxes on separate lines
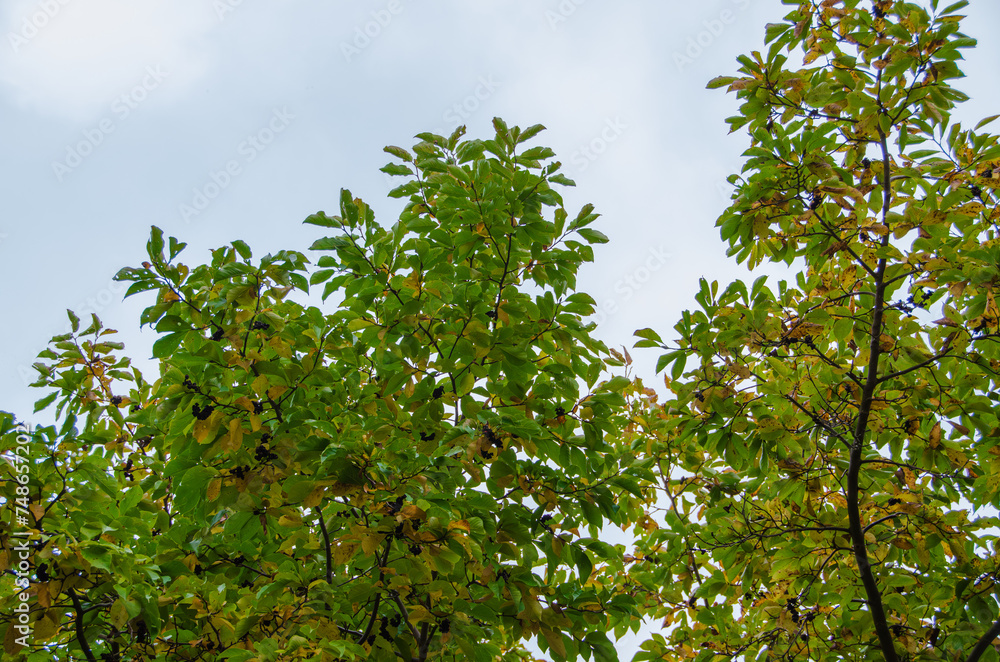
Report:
0,121,647,661
629,1,1000,660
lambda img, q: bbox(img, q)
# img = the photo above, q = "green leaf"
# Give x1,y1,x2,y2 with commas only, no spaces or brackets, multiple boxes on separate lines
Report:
577,228,609,244
975,114,999,130
303,211,341,228
380,163,413,176
573,546,593,582
634,328,663,343
707,75,738,89
383,145,413,161
152,331,185,358
147,225,164,260
33,391,58,413
232,239,252,260
516,123,546,144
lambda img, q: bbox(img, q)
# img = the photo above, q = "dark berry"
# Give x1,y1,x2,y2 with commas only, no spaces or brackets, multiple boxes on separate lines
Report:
110,395,123,406
386,496,405,514
485,310,497,319
192,403,214,420
432,386,444,399
253,400,264,414
251,320,270,331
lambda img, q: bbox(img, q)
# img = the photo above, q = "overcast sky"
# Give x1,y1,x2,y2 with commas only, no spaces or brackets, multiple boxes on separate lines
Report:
2,0,999,658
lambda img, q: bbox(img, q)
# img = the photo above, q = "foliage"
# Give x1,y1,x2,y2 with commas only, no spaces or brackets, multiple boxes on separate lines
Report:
629,1,1000,661
0,121,647,661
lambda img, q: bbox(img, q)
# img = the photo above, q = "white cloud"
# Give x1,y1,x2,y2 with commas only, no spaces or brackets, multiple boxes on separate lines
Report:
0,0,216,122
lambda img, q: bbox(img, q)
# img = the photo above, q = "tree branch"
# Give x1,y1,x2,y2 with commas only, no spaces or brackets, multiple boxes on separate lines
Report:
315,505,333,584
966,617,1000,662
845,104,900,662
67,587,98,662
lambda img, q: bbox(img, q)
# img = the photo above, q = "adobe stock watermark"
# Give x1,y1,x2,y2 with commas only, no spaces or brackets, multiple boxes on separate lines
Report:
8,421,35,650
544,0,588,30
214,0,244,21
569,117,627,173
381,75,502,190
441,75,501,132
179,107,295,224
340,0,405,63
674,0,750,71
591,245,671,326
7,0,72,54
51,65,168,182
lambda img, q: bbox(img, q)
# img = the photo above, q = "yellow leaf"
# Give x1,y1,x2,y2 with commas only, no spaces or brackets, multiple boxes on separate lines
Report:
955,202,986,216
33,613,59,641
407,605,432,624
222,419,244,453
193,418,212,444
361,533,383,556
206,477,222,502
333,542,358,566
110,598,129,628
541,628,566,658
278,514,301,527
193,409,224,444
892,537,914,550
400,505,427,521
251,374,269,395
29,503,45,522
928,422,942,448
302,485,326,509
448,519,471,533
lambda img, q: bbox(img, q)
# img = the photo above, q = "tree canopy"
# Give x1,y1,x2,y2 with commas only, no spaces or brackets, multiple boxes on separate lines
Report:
1,121,648,661
3,1,1000,662
629,1,1000,661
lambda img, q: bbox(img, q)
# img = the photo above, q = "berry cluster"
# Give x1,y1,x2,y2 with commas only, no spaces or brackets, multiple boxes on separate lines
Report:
480,423,500,459
191,403,215,420
254,434,278,462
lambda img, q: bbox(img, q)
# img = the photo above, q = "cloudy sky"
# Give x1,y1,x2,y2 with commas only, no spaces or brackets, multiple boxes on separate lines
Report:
5,0,999,418
2,0,999,657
